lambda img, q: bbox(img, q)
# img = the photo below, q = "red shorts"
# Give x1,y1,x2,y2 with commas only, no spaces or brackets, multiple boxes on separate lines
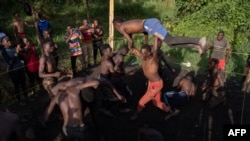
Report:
18,33,27,38
210,58,225,71
137,79,169,113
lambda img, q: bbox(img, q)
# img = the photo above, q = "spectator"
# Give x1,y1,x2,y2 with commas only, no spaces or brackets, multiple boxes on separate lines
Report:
1,36,28,105
43,29,58,67
20,37,41,96
79,19,94,68
37,12,51,40
12,12,34,44
0,27,6,39
65,26,85,77
92,19,104,65
208,31,231,80
0,27,7,52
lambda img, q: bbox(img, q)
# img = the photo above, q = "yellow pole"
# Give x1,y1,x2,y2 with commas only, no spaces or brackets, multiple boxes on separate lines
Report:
109,0,114,49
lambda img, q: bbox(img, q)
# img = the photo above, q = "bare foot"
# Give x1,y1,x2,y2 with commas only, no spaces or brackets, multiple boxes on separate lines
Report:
198,37,207,56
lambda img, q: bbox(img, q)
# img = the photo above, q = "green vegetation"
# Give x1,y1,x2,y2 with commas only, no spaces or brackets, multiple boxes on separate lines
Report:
0,0,250,103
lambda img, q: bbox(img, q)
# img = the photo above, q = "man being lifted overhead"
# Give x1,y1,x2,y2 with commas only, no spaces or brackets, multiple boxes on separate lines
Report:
113,17,207,56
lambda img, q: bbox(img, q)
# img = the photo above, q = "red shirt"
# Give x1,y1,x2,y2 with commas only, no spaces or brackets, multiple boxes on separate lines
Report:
21,44,39,72
81,28,92,43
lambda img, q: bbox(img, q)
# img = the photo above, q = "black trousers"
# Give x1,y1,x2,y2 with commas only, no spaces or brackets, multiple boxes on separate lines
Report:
70,55,85,76
25,69,41,92
93,40,103,63
9,67,28,101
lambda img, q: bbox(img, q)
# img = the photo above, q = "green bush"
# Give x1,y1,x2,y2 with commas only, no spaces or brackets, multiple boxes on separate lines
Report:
0,0,249,104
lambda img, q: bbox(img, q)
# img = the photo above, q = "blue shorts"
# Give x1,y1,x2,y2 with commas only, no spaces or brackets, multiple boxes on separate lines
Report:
143,18,168,40
163,90,189,110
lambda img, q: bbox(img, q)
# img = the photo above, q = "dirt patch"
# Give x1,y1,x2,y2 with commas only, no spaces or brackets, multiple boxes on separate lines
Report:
6,64,250,141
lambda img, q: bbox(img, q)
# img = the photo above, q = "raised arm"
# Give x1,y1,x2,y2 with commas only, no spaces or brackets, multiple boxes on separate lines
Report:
143,32,149,45
129,47,141,58
65,32,73,43
118,27,134,51
152,36,160,61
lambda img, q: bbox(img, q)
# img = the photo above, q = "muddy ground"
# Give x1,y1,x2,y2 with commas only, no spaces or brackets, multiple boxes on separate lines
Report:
7,64,250,141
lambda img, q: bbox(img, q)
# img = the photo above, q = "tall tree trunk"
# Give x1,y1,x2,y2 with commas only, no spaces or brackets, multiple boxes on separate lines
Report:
109,0,114,49
30,2,41,45
85,0,90,20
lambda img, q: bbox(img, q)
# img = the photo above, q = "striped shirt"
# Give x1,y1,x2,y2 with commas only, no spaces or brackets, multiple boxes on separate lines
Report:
66,33,82,56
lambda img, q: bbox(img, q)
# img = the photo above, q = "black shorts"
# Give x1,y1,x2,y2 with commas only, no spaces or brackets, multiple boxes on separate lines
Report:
65,125,87,140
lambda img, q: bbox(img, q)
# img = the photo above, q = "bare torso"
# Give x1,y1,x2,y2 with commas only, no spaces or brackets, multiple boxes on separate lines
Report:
13,20,25,33
141,57,161,82
179,78,195,96
43,54,57,75
112,53,125,73
56,88,83,128
120,19,145,34
100,57,114,76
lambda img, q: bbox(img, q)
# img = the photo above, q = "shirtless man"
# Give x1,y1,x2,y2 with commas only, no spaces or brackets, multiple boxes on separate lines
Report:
163,72,196,120
112,45,129,74
42,77,126,140
201,59,234,139
130,36,171,120
113,17,207,56
79,19,94,68
112,45,133,112
202,58,226,108
12,13,34,43
92,19,104,65
99,44,115,79
39,40,61,99
98,44,121,116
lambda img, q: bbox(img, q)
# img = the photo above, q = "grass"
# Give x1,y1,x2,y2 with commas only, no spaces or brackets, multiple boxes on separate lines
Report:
0,0,249,104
